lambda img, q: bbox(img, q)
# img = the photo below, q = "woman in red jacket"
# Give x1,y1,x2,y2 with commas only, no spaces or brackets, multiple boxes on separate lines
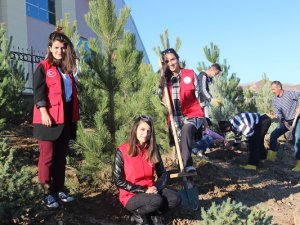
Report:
33,27,79,208
158,48,205,173
113,115,180,225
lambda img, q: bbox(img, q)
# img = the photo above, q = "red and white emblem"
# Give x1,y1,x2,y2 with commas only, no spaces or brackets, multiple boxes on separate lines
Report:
47,69,56,77
183,76,192,84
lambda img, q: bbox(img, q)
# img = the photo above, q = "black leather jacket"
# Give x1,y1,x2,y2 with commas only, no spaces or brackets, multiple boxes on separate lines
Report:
112,148,168,193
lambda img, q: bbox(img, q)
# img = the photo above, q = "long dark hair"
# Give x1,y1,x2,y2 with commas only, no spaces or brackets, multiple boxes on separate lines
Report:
47,26,77,74
128,115,160,164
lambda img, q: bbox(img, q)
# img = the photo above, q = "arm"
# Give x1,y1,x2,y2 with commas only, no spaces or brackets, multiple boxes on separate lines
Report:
194,72,209,112
33,65,52,127
154,151,168,192
200,72,212,102
112,149,146,193
273,98,283,122
205,128,225,141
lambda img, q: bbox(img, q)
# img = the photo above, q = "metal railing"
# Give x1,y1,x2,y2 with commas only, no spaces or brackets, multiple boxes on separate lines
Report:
10,46,45,93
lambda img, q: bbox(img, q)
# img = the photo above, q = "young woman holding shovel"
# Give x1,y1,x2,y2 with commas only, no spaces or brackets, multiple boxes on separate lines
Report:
158,48,205,173
113,115,181,225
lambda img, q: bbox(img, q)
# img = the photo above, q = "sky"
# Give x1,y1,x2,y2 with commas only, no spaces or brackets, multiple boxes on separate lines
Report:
125,0,300,85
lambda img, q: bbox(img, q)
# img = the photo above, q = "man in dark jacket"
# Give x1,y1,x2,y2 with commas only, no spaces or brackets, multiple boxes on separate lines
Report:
198,63,222,117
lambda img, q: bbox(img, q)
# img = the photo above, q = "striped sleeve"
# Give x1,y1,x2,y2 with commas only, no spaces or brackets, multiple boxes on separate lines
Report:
231,113,260,138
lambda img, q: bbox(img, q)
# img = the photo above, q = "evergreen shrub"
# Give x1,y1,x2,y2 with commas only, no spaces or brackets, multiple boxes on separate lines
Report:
201,198,273,225
0,138,42,224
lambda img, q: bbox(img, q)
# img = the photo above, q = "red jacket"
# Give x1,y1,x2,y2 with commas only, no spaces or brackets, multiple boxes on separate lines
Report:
33,59,79,124
118,143,155,206
167,69,204,121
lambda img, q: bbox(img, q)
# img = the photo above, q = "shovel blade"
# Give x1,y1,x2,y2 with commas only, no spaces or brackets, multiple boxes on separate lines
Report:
179,186,199,211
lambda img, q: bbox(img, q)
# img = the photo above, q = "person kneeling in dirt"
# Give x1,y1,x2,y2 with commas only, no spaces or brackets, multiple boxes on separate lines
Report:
218,112,271,170
113,115,181,225
192,118,225,159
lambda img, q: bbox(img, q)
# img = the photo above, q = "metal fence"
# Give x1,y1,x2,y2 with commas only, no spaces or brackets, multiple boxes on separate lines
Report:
10,46,45,93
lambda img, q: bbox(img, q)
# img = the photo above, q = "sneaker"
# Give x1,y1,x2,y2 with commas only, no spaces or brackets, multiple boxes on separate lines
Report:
44,194,59,208
185,166,196,173
240,164,257,170
58,192,75,203
197,151,208,159
192,148,199,155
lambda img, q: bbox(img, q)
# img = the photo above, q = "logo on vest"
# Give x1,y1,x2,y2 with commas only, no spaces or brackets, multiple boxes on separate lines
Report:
183,76,192,84
47,69,56,78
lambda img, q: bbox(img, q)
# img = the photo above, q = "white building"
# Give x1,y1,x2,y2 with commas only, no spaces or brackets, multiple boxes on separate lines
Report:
0,0,149,92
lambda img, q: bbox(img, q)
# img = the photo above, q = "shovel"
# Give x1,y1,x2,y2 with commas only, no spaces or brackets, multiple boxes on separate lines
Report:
159,63,199,211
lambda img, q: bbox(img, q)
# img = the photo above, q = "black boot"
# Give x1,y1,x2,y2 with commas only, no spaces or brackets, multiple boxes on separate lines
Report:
150,214,164,225
130,211,150,225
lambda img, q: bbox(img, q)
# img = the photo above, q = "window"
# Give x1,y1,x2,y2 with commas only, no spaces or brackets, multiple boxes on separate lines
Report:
26,0,55,25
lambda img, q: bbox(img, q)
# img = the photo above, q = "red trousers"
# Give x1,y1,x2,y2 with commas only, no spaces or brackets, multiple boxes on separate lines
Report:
38,124,70,194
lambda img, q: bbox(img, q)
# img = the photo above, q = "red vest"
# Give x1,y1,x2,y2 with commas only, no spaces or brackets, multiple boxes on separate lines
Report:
32,60,79,124
118,143,155,206
167,69,204,120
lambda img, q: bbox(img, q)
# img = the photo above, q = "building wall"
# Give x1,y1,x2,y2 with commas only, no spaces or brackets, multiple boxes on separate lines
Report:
1,0,28,49
0,0,3,22
1,0,150,92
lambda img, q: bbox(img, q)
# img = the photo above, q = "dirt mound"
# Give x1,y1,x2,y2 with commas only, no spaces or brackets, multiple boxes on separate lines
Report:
1,124,300,224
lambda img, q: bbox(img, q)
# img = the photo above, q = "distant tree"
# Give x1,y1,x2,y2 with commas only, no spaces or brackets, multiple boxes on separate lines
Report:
197,42,220,72
242,88,257,112
256,73,273,114
56,13,77,39
197,43,245,123
0,24,27,128
153,29,186,68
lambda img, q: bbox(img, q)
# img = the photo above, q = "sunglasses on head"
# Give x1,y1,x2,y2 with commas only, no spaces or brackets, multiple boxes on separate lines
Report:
138,115,153,122
161,48,177,56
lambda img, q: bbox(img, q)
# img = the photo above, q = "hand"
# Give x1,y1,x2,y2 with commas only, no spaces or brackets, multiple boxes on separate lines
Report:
283,121,291,130
203,118,208,131
212,98,222,106
39,107,52,127
146,186,158,194
297,106,300,116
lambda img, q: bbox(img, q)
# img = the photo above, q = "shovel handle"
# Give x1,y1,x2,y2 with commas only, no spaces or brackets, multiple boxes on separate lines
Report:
160,66,185,172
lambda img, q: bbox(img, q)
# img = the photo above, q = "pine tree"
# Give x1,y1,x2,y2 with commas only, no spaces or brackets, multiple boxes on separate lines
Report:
0,138,42,223
197,43,245,123
84,0,140,143
153,29,186,68
243,88,257,112
201,198,273,225
73,0,149,185
256,73,273,114
0,24,26,128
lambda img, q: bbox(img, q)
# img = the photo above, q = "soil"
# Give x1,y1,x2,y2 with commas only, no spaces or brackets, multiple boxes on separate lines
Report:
1,123,300,225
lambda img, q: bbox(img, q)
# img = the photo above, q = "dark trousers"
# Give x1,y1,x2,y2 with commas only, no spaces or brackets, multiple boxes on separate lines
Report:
180,123,197,168
125,188,180,216
248,114,271,166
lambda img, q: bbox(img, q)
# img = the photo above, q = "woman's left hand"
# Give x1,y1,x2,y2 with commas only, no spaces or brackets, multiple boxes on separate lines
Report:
146,186,158,194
